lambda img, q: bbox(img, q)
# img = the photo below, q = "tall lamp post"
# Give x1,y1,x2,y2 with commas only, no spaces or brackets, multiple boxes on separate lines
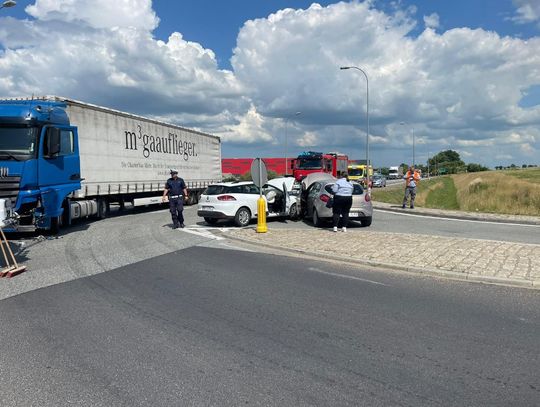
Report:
340,66,370,191
284,111,301,176
400,121,415,167
0,1,16,10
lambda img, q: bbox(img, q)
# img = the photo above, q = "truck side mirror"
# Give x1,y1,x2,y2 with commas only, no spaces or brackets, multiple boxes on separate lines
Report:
45,128,61,158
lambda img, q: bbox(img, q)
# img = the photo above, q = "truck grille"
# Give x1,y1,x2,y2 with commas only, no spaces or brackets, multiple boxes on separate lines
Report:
0,176,21,206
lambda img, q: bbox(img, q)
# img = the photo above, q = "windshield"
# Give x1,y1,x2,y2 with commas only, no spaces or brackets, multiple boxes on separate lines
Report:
0,126,39,159
348,168,363,176
296,158,322,169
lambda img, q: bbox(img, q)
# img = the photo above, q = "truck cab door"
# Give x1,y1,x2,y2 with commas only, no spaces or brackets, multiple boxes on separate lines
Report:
38,126,81,215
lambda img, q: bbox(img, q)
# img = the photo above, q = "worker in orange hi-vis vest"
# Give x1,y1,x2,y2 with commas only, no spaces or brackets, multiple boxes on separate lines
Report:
402,165,421,209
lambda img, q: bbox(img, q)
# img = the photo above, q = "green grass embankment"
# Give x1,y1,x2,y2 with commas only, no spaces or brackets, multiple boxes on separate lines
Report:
371,176,459,210
372,168,540,216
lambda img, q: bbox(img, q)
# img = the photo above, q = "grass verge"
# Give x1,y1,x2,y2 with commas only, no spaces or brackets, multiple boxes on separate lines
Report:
372,169,540,216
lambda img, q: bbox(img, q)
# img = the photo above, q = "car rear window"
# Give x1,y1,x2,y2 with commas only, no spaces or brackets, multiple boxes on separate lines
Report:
324,183,364,195
204,184,259,195
353,184,364,195
204,185,227,195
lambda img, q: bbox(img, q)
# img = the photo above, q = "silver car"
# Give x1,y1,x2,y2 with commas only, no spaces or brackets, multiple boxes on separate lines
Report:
372,175,387,188
304,179,373,227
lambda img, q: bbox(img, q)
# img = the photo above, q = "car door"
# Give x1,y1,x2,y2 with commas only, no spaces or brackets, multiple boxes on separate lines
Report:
305,182,321,217
242,184,262,218
262,184,286,216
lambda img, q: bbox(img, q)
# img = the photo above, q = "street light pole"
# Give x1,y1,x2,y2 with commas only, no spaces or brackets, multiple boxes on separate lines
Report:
400,122,415,167
0,1,16,10
284,111,301,176
340,66,370,191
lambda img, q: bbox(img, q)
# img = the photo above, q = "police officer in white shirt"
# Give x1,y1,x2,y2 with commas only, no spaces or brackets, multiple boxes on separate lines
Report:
331,171,354,232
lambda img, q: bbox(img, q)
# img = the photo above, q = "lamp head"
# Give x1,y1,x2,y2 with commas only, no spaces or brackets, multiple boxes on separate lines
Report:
2,0,17,8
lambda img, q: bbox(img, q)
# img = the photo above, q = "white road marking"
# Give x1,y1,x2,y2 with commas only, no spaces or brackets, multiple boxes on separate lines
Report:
217,242,254,252
180,227,224,240
374,208,540,228
308,267,388,286
188,225,242,232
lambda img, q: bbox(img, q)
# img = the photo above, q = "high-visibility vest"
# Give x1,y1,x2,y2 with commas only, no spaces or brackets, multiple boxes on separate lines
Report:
405,170,420,187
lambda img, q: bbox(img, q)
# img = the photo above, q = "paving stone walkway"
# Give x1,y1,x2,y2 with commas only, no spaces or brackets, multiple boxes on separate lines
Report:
228,228,540,289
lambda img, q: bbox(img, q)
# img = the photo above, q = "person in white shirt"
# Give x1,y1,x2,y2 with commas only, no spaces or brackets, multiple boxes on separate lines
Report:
331,171,354,232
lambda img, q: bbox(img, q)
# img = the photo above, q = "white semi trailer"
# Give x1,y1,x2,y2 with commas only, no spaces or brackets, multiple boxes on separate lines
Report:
0,96,221,232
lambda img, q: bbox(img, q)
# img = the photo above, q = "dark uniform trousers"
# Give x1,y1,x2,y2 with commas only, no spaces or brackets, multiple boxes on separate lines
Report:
166,176,187,228
169,197,184,227
332,195,353,228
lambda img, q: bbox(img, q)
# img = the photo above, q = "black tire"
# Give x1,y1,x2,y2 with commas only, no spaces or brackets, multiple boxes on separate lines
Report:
49,215,61,235
289,203,299,220
97,198,109,219
360,216,372,227
234,207,251,227
312,208,323,227
204,217,218,225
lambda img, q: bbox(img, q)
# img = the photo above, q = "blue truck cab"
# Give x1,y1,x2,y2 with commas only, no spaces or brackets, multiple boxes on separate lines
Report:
0,99,81,232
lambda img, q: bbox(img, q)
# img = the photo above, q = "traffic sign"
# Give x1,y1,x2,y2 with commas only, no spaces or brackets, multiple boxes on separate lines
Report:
251,158,268,188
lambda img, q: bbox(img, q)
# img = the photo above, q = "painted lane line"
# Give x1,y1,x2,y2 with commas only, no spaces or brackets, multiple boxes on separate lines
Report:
308,267,388,286
217,242,254,252
180,228,224,240
374,208,540,228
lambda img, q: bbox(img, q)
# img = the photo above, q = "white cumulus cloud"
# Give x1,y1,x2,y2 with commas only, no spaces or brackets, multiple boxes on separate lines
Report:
1,1,539,166
511,0,540,25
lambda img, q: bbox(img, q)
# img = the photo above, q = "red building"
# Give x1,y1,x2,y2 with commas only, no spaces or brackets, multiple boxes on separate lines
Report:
222,158,296,176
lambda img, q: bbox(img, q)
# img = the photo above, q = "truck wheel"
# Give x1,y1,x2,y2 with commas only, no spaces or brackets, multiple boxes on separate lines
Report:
234,207,251,227
49,216,62,235
204,217,218,225
360,216,372,227
97,198,109,219
312,208,322,227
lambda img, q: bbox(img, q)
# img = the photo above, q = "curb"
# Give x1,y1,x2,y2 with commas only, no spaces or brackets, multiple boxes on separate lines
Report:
372,204,540,226
223,232,540,290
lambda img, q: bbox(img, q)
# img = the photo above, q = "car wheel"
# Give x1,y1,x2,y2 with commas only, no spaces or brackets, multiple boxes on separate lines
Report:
360,216,372,227
234,207,251,227
289,203,299,220
204,217,218,225
312,208,322,227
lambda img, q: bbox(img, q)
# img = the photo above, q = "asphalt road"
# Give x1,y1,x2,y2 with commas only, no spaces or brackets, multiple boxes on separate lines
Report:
2,203,538,301
1,246,538,406
241,205,540,245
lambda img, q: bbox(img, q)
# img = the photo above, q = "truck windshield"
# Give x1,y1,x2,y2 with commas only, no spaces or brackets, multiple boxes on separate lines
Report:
0,126,39,160
296,159,322,169
348,168,363,176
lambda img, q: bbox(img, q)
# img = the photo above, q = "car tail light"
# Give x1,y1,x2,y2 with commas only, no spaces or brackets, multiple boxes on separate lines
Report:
365,193,371,202
320,194,330,202
217,195,237,201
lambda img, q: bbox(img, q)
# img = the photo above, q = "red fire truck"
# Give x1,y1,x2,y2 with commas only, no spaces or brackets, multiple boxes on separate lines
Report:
292,151,349,181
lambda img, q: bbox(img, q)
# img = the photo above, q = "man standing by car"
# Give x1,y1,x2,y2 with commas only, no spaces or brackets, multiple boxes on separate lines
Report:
402,165,421,209
162,169,188,228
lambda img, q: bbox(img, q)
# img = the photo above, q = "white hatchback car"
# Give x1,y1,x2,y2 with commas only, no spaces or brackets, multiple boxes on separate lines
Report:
197,179,298,227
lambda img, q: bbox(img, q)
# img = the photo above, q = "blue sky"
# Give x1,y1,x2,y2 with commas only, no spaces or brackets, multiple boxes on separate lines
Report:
1,0,540,167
